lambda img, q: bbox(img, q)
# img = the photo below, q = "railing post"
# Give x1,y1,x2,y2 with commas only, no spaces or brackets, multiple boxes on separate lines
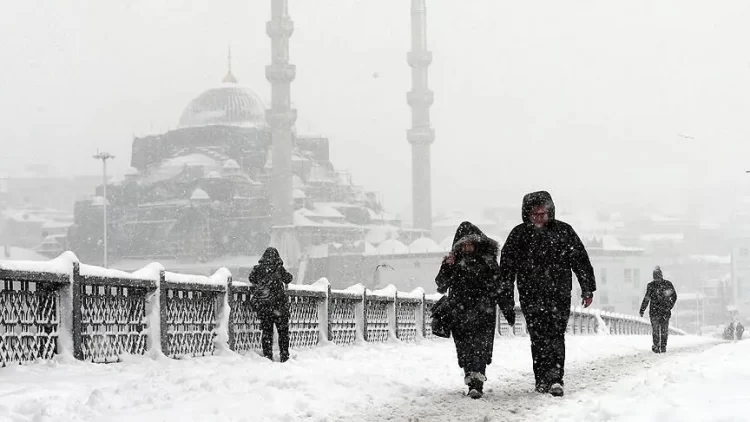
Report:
362,289,369,342
327,284,333,342
417,291,426,340
212,274,231,353
159,270,169,357
317,284,331,344
71,262,83,361
389,291,398,340
227,276,236,351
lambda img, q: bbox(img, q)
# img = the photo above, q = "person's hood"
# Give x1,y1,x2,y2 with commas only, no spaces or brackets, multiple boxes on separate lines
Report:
522,191,556,224
258,247,283,268
451,221,499,256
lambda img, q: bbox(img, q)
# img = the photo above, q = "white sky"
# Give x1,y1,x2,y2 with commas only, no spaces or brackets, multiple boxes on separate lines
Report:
1,0,749,221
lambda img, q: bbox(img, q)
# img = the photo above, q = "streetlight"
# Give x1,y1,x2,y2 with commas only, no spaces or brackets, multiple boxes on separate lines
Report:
93,151,114,267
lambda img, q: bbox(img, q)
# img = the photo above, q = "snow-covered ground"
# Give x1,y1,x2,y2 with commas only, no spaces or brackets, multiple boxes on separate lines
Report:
0,335,733,422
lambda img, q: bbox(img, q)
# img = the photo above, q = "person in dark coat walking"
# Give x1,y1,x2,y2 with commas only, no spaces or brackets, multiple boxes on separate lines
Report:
498,191,596,397
248,247,294,362
639,266,677,353
435,221,512,399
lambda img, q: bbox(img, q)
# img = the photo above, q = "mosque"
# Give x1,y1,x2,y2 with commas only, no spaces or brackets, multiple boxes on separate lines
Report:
67,0,440,286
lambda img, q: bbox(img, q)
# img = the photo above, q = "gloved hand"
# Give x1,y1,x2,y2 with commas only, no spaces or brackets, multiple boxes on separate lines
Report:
639,312,644,318
497,297,516,326
581,292,593,308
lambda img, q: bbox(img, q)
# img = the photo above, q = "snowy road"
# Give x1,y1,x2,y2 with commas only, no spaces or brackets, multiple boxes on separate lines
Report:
0,335,726,421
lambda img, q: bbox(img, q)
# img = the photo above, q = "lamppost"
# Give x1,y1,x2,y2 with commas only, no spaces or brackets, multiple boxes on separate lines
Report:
93,151,114,267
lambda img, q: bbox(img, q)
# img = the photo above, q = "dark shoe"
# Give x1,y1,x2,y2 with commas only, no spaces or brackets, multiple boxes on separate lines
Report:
549,383,564,397
263,353,274,361
280,353,289,363
535,383,550,394
660,347,666,353
467,379,484,399
652,345,660,353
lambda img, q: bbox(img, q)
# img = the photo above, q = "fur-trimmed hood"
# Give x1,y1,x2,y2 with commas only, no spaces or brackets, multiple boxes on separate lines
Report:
451,221,499,257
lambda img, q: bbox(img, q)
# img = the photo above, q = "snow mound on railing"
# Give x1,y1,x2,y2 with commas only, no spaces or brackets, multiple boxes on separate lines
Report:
0,250,78,275
289,278,329,293
399,287,425,300
425,292,444,301
132,263,164,281
369,284,397,297
79,263,157,281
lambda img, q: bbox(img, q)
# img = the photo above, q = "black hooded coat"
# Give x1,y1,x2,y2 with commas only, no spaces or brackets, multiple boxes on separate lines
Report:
498,191,596,313
248,247,293,317
435,222,502,370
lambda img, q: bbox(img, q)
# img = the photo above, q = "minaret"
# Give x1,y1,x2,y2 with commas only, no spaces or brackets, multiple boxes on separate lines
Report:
266,0,300,265
407,0,435,235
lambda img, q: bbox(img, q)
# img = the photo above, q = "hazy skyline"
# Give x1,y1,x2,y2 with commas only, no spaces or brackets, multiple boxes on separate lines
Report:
2,0,750,222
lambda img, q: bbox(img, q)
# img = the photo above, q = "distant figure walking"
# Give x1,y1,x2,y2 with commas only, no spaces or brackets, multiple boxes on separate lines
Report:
498,191,596,397
435,221,512,399
639,266,677,353
248,247,293,362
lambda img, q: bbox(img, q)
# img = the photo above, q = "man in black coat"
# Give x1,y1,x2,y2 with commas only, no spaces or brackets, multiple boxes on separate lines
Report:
498,191,596,397
639,266,677,353
435,221,512,399
248,247,294,362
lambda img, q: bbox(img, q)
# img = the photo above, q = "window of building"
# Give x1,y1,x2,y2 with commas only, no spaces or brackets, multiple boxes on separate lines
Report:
624,269,633,283
633,269,640,288
601,293,609,304
600,268,607,285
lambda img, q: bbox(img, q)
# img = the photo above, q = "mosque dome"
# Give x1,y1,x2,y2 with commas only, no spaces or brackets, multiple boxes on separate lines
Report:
178,83,267,129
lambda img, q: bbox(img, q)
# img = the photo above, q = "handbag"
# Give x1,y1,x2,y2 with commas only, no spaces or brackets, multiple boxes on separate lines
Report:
430,293,453,338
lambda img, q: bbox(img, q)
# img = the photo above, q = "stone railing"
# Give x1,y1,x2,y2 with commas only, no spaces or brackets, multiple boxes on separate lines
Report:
0,252,682,367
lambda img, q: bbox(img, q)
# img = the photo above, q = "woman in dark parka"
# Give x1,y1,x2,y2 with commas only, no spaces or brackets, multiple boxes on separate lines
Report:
435,221,509,399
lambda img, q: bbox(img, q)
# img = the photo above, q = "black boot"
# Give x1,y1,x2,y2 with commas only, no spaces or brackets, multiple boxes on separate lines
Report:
549,383,564,397
535,382,550,394
468,379,484,399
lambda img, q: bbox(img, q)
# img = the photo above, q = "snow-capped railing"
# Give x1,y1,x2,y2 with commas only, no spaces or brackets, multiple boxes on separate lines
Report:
0,252,681,367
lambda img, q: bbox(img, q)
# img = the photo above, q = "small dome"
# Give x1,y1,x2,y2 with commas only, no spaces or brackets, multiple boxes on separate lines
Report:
190,188,210,201
223,159,240,170
408,237,441,254
178,84,266,128
376,239,408,255
365,225,399,246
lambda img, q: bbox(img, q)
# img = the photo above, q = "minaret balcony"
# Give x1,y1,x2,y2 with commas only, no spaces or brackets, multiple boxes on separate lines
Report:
266,18,295,38
407,51,433,67
407,90,434,107
407,127,435,145
265,64,297,83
